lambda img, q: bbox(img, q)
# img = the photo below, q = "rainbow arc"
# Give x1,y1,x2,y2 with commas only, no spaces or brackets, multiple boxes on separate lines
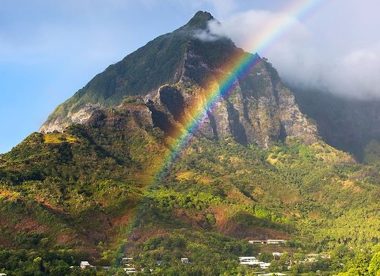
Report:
155,0,324,181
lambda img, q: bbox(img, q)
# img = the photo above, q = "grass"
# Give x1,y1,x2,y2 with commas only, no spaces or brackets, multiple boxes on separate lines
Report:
43,133,78,144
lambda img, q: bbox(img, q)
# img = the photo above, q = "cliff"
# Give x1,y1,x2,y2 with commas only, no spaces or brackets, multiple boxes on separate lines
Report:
40,11,317,148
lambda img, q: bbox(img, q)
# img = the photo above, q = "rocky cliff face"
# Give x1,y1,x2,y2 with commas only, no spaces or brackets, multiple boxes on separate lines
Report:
40,11,318,148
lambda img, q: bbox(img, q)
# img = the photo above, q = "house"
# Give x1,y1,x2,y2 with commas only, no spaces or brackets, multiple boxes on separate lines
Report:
239,257,261,266
123,267,137,274
267,239,287,245
272,252,284,259
80,261,94,269
122,257,133,265
304,253,330,263
306,253,319,263
249,239,287,245
258,273,286,276
248,240,266,244
181,258,189,264
239,257,271,269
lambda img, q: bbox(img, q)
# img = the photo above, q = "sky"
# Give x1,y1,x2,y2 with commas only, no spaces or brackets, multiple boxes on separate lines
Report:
1,0,379,153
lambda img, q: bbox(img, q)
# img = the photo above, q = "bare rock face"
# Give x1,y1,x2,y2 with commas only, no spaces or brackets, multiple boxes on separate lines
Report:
40,104,102,133
143,39,318,147
39,11,318,148
277,85,318,145
39,117,67,134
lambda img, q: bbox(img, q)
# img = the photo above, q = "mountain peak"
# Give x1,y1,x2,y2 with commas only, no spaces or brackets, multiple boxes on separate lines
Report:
40,10,318,148
185,11,214,29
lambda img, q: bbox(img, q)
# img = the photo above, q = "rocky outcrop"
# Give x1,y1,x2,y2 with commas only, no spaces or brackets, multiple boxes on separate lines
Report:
144,51,318,147
40,11,318,148
40,104,102,133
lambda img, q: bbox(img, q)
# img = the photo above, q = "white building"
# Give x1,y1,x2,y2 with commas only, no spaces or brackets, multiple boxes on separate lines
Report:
249,240,266,244
272,252,284,258
258,273,286,276
80,261,94,269
181,258,189,264
239,257,261,266
267,239,287,245
239,257,271,268
248,239,287,245
124,267,137,274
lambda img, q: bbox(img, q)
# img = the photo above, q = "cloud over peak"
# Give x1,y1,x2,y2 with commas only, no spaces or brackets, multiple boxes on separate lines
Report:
196,4,380,99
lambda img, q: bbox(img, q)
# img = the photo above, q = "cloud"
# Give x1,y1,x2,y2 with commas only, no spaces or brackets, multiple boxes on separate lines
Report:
193,29,223,42
199,5,380,99
325,46,380,98
2,0,380,101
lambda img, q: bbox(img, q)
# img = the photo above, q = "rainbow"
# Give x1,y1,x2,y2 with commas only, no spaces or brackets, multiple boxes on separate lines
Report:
155,0,324,181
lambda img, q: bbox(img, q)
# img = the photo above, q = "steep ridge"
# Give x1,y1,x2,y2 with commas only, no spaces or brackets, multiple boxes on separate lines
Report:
41,11,317,148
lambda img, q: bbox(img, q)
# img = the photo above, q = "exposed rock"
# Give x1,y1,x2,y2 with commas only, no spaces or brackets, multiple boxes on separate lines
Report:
39,117,67,133
277,85,318,145
144,54,318,148
40,104,102,133
40,11,318,148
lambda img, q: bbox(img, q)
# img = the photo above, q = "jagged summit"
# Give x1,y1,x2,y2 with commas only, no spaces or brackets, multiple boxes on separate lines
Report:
40,11,318,148
39,11,227,133
183,11,214,29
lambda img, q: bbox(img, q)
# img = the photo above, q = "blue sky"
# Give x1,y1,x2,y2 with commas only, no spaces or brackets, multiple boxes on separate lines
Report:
1,0,379,153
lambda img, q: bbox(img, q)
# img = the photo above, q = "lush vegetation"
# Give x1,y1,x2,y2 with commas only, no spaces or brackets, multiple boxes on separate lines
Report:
2,103,380,274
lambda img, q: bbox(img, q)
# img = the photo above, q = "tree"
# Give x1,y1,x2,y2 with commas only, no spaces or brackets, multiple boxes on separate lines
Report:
368,252,380,276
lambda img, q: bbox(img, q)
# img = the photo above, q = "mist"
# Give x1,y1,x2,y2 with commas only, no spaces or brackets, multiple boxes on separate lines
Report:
200,1,380,99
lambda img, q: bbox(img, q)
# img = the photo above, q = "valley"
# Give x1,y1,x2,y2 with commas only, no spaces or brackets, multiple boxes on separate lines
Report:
1,10,380,276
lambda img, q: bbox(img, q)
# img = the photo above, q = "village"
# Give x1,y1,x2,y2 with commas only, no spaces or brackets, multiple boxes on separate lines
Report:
73,238,330,275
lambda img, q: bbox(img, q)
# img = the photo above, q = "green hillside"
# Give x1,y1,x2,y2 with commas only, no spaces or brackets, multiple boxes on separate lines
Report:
2,103,380,274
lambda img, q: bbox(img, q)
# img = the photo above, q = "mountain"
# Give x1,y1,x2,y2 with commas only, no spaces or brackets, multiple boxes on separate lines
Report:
1,11,380,275
41,11,317,149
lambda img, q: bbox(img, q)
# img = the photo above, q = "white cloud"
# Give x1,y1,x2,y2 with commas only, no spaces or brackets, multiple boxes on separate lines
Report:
193,28,223,42
200,6,380,99
325,46,380,98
